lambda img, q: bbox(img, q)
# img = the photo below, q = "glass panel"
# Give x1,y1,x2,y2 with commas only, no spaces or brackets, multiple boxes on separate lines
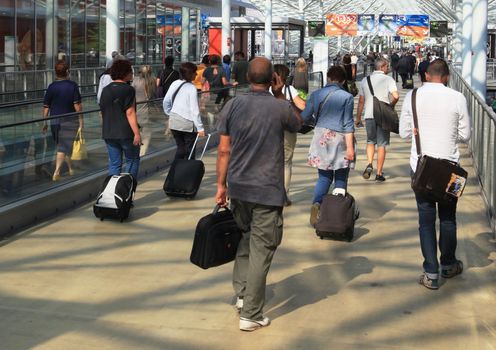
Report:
35,0,47,73
189,8,198,61
136,0,146,65
56,0,69,64
0,0,16,95
146,0,157,64
163,7,174,59
85,0,100,68
70,0,85,67
173,8,181,62
99,0,106,66
123,0,136,64
16,0,35,71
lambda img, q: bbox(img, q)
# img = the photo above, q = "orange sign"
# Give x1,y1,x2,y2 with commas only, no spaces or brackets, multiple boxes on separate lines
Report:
325,14,358,36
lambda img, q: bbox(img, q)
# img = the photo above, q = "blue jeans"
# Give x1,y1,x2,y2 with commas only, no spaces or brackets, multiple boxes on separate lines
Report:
414,191,458,279
105,139,140,180
313,168,349,204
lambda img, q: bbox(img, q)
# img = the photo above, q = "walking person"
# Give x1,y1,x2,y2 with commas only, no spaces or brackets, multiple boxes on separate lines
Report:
301,66,355,226
42,61,84,181
163,62,205,160
231,51,249,85
292,57,309,94
390,50,400,82
156,55,180,98
215,57,302,331
271,64,306,205
355,58,399,182
202,54,234,106
399,59,471,289
99,59,141,181
132,65,156,156
397,53,411,88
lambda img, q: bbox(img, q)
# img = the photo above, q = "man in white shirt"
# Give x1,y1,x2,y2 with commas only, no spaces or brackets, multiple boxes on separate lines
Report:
399,59,471,290
355,58,399,182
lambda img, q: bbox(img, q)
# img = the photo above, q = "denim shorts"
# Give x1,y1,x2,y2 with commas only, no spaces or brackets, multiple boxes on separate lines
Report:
365,119,390,146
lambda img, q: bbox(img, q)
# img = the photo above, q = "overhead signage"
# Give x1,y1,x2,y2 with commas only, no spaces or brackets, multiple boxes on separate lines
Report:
379,15,399,36
357,14,375,35
396,15,429,38
325,14,358,36
430,20,448,37
308,21,326,37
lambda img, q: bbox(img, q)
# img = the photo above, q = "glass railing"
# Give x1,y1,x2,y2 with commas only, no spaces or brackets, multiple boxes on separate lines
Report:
449,63,496,234
0,84,250,207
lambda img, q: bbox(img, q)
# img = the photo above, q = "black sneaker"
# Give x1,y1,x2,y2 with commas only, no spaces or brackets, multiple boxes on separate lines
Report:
362,163,373,179
375,174,386,182
442,260,463,279
418,273,439,290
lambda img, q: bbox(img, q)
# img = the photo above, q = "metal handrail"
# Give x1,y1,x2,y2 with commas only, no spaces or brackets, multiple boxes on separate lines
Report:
449,63,496,234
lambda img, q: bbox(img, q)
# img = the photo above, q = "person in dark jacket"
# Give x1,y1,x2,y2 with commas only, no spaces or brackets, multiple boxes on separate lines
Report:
417,55,431,83
397,54,412,88
156,56,180,98
390,51,400,82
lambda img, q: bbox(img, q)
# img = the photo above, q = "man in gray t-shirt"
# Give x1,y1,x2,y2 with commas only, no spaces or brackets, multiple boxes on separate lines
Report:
215,57,301,331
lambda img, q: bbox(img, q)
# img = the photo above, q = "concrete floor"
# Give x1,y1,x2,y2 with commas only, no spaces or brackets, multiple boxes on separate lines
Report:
1,80,495,350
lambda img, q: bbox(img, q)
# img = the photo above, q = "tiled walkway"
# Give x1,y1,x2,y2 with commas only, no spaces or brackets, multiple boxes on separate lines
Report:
1,77,495,349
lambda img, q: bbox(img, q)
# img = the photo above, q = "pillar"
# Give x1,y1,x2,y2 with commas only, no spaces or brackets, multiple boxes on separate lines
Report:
461,0,472,84
106,0,119,65
264,0,272,59
453,0,463,63
181,7,190,61
45,1,57,68
471,0,487,99
222,0,231,56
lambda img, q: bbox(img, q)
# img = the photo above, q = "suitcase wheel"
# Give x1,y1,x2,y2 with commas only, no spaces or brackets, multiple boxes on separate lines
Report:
100,217,104,221
319,236,324,240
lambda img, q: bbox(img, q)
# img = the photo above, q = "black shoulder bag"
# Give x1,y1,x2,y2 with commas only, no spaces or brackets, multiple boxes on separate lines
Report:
367,76,399,134
298,87,335,134
410,88,468,202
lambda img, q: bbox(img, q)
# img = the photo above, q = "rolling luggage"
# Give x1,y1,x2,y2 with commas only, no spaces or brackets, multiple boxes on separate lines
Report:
164,134,211,198
190,205,242,269
404,79,414,89
315,193,359,242
93,173,136,222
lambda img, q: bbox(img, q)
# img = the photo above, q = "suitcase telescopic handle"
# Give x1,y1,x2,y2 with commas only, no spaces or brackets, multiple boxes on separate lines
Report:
188,133,212,160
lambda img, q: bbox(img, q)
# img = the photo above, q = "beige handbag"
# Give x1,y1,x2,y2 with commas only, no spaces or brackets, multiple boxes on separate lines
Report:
71,128,87,160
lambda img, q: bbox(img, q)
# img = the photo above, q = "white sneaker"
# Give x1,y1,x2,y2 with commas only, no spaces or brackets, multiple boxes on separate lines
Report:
239,316,271,331
235,297,243,312
332,188,346,196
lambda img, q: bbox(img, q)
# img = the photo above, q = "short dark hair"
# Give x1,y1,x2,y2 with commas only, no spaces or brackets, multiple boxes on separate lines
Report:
179,62,197,82
342,54,351,64
223,54,231,65
327,66,346,83
165,56,174,68
201,55,210,65
209,54,221,65
426,59,449,77
55,61,69,78
247,60,273,84
110,60,133,80
273,64,290,83
235,51,245,59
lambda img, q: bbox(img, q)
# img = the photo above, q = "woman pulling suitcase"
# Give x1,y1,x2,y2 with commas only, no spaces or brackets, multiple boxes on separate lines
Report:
299,66,356,229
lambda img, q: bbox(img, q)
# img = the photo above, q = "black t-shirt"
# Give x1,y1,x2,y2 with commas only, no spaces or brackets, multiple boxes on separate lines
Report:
159,68,180,95
99,82,136,139
203,66,226,88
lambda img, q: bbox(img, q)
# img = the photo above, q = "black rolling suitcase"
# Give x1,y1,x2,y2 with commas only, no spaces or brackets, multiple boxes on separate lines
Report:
315,193,359,242
190,205,242,269
164,134,210,198
93,173,136,222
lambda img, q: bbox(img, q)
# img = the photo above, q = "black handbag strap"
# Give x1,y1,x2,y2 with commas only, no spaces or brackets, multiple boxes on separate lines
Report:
171,81,188,106
366,76,375,96
411,88,421,156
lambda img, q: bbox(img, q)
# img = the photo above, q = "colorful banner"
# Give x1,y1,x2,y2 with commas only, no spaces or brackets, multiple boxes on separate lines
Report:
325,14,358,36
396,15,429,38
156,14,181,35
357,14,375,35
378,15,399,36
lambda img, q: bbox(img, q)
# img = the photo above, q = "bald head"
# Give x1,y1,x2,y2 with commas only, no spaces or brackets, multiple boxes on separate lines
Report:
247,57,273,85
